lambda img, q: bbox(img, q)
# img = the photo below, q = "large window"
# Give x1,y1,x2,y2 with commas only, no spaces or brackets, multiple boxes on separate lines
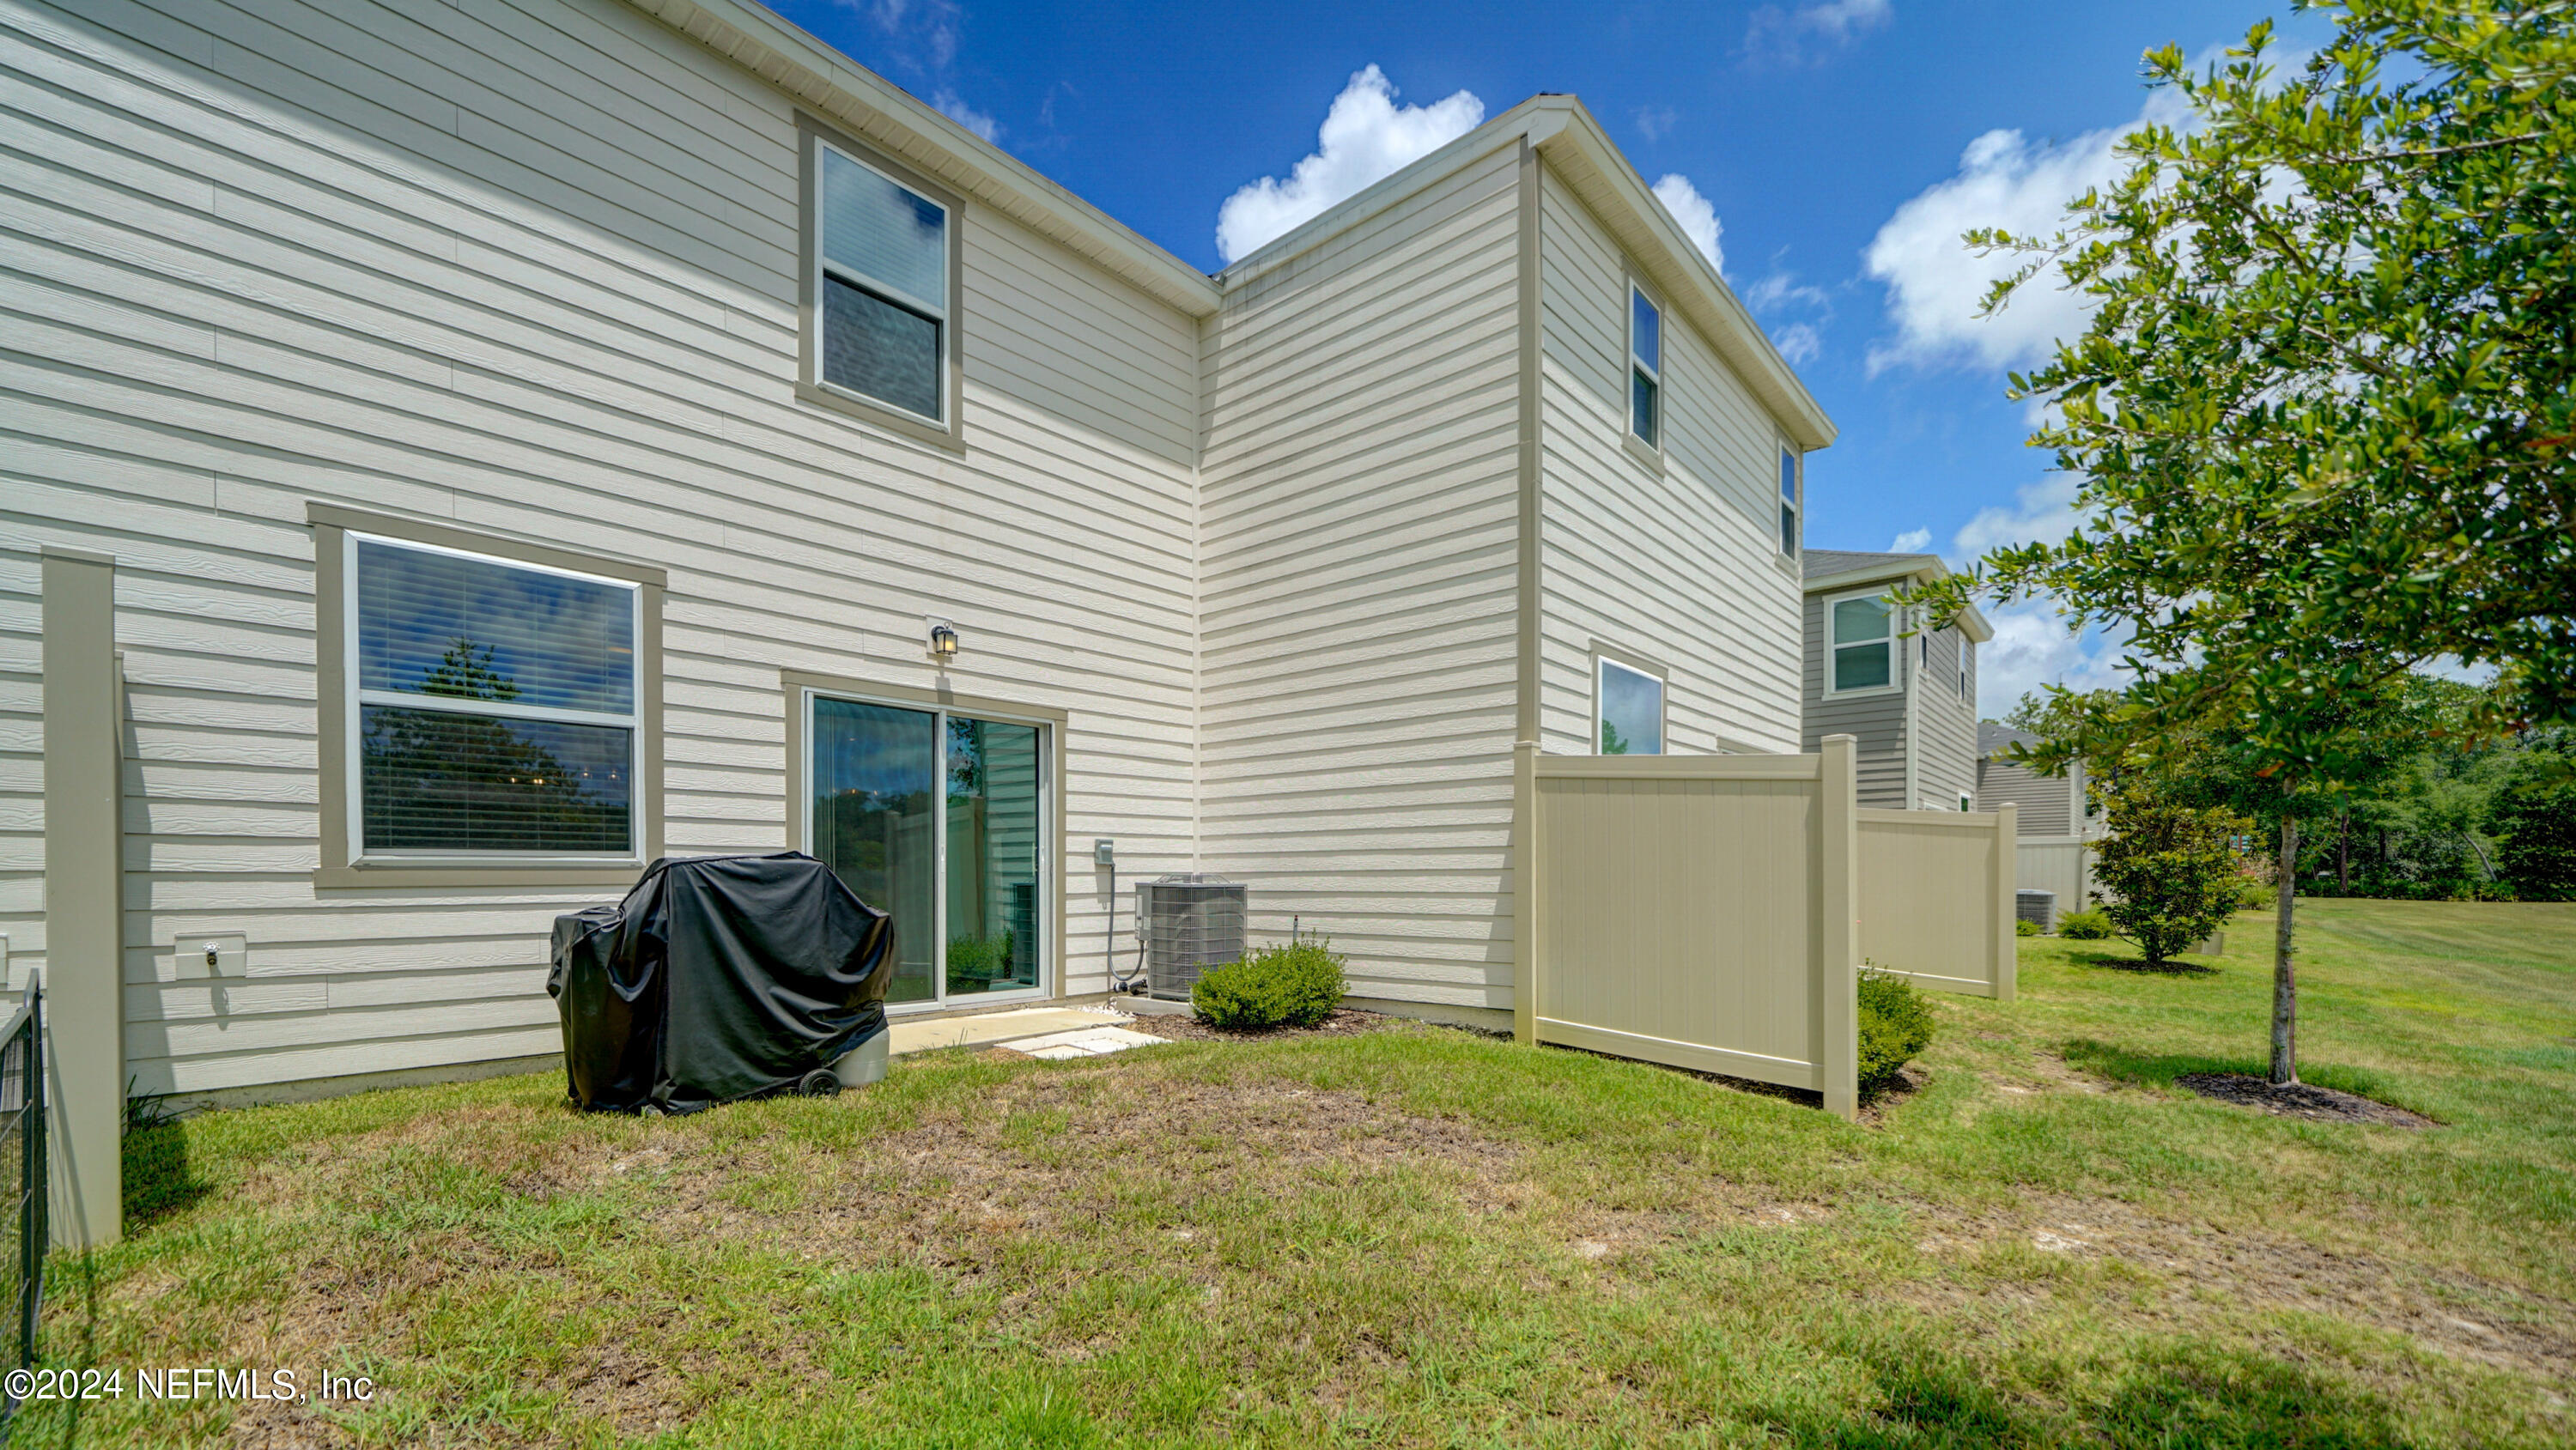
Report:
1597,656,1665,755
1778,446,1801,557
347,535,642,860
806,689,1049,1008
810,131,954,429
1828,592,1898,695
1629,286,1662,446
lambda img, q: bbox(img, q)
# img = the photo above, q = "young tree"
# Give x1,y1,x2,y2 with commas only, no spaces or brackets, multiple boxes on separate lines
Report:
1912,1,2576,1084
2087,780,2252,967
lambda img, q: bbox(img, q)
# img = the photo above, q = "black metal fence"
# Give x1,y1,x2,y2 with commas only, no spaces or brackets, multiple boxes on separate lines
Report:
0,971,44,1419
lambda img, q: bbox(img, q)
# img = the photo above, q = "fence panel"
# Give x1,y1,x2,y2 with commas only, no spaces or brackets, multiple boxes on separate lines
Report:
1521,739,1859,1118
1856,807,2016,1000
2017,835,2093,915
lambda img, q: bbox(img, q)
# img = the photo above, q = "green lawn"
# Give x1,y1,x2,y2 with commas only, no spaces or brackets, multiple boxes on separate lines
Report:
35,900,2576,1447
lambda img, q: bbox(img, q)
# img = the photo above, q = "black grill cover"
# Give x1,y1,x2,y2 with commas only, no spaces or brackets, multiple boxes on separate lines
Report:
547,852,894,1113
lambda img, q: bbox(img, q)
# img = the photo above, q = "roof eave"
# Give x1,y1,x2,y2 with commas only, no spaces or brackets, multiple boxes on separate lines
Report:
1215,96,1834,452
1805,559,1994,642
622,0,1223,318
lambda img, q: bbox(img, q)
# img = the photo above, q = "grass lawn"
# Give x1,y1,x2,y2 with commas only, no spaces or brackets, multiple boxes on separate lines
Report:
33,900,2576,1447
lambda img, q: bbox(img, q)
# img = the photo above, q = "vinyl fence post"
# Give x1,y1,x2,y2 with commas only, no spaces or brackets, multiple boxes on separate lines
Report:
41,547,123,1249
1513,739,1538,1046
1819,734,1859,1120
1994,802,2019,1003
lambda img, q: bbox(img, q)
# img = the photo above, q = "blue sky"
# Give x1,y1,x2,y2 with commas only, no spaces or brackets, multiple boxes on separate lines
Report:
758,0,2328,715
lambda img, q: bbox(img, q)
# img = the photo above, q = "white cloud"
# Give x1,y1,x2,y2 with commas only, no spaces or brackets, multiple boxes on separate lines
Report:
1744,271,1831,314
1216,66,1484,264
933,88,999,142
1651,173,1725,273
1634,105,1677,143
1771,321,1823,364
1950,473,2083,561
1938,472,2129,713
1889,528,1932,552
1746,0,1893,64
1862,84,2199,375
1977,600,2130,717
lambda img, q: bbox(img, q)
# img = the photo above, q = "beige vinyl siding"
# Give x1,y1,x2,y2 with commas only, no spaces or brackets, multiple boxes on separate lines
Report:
4,0,1200,1093
1981,756,2079,836
1800,592,1908,806
0,547,37,996
1533,166,1801,758
1916,626,1978,808
1197,141,1525,1012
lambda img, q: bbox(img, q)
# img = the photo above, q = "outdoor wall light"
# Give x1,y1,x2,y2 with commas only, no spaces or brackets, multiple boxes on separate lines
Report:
927,621,960,660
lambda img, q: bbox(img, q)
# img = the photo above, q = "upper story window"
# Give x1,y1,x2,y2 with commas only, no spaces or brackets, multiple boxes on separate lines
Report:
1597,656,1665,755
818,144,949,422
1828,592,1897,695
1629,287,1661,446
1778,446,1801,556
350,536,641,858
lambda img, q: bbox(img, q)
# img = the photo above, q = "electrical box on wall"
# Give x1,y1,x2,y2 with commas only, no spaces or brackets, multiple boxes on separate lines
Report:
1093,839,1115,866
176,932,246,980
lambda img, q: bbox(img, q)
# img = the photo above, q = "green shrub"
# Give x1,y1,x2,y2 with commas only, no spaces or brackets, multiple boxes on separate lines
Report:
1191,934,1347,1029
1856,965,1935,1101
2088,779,2254,966
2059,908,2114,939
945,931,1014,984
2015,918,2041,937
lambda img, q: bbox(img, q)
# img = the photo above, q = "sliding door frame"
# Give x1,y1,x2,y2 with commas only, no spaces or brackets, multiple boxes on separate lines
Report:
782,670,1066,1014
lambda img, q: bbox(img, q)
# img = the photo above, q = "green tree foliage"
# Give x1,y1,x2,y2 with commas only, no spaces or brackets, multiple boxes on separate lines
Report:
2497,765,2576,901
1910,1,2576,1083
1856,967,1935,1101
1191,934,1348,1029
2088,780,2254,967
1922,2,2576,737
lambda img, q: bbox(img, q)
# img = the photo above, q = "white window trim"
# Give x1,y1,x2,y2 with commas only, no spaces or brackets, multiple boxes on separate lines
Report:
798,683,1056,1013
1626,281,1662,451
1823,586,1904,700
1594,652,1668,756
1777,445,1801,559
812,137,953,429
1959,792,1975,813
343,531,645,868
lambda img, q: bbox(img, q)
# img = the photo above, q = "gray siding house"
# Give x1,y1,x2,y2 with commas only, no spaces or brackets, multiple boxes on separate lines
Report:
1799,550,1989,810
7,0,1833,1213
1978,724,2097,837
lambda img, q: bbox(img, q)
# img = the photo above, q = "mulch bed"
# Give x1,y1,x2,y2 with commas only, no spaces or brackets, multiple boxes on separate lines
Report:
1114,1006,1393,1042
2174,1071,2438,1128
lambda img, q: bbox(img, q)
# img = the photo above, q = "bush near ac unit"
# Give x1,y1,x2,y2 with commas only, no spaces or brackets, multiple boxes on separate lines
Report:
1191,935,1347,1029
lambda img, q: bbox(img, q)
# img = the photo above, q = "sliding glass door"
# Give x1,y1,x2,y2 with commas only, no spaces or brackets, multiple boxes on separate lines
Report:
808,691,1048,1008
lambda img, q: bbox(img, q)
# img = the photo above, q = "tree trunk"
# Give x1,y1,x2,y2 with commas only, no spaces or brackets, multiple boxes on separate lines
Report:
2271,809,2300,1085
2337,809,2349,892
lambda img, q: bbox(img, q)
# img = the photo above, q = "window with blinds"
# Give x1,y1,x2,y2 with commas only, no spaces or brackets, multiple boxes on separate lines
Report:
817,143,949,422
350,536,640,858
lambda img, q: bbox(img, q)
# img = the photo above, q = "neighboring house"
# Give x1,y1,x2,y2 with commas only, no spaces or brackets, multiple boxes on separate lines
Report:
1800,551,1990,810
5,0,1832,1109
1977,724,2099,838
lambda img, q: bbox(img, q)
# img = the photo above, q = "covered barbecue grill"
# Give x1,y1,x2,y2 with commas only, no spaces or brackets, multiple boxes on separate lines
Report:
549,851,894,1113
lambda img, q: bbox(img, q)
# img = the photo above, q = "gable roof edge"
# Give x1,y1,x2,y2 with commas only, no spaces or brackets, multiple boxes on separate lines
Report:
623,0,1224,318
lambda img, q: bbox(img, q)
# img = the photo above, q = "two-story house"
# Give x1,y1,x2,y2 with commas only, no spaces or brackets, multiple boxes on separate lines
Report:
7,0,1832,1144
1799,549,1990,810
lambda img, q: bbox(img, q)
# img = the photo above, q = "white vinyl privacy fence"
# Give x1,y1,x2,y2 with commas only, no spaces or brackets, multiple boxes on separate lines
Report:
1516,735,2015,1120
1856,806,2018,1000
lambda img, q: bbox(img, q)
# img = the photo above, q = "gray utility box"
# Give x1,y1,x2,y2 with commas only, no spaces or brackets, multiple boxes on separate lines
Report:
2015,889,2057,933
1135,874,1247,1001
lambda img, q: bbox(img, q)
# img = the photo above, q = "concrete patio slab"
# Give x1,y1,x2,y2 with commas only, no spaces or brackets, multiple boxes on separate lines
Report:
886,1007,1120,1057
